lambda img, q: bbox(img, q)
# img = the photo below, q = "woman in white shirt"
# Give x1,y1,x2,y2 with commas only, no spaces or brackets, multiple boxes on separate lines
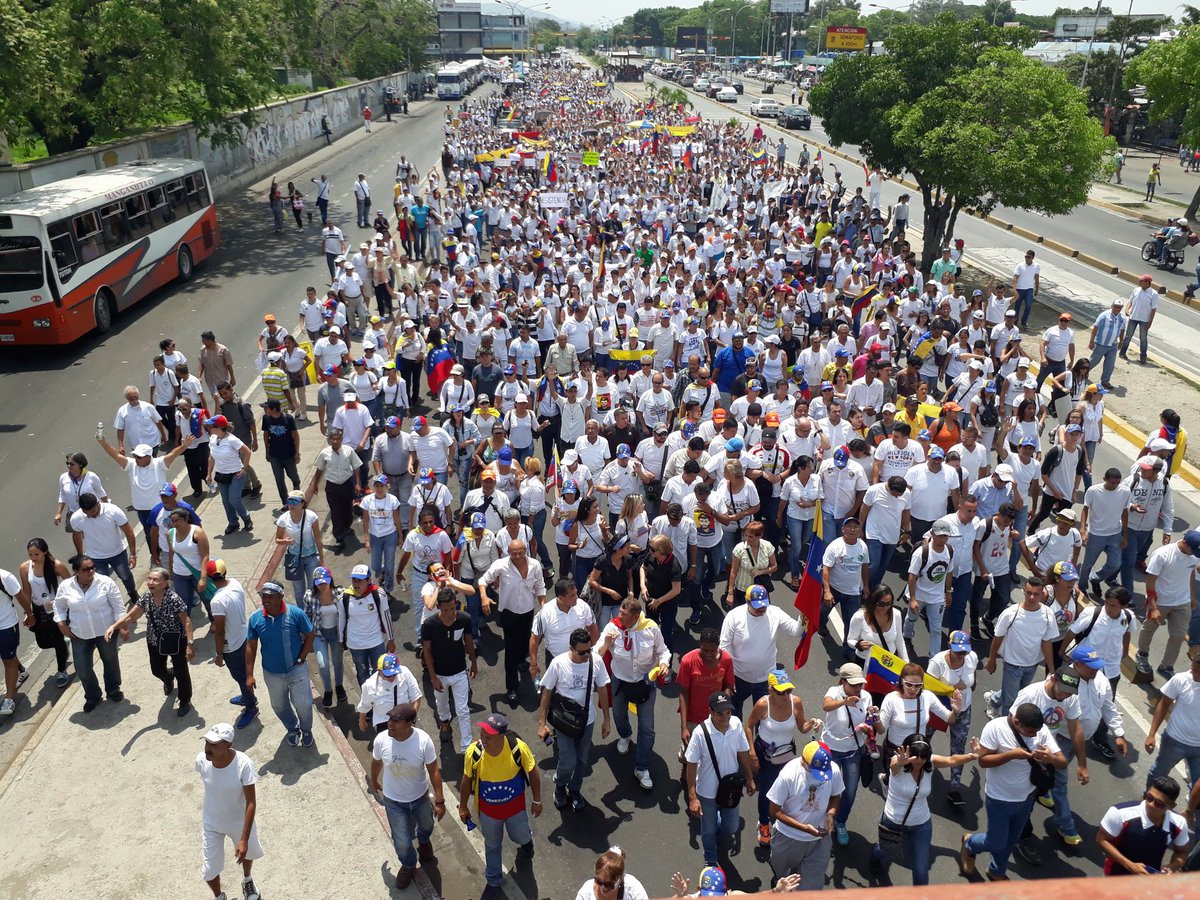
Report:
877,662,961,769
204,416,252,534
574,848,650,900
19,538,71,685
614,494,651,555
519,457,551,570
777,456,819,590
845,586,908,701
55,452,108,531
1076,385,1106,490
871,734,979,885
274,491,325,602
279,335,311,419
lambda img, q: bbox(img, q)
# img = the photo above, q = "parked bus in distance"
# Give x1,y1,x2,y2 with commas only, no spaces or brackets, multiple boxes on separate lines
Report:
0,159,219,345
436,59,486,100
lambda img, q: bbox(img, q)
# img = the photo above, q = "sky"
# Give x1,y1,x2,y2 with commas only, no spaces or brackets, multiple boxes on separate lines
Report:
531,1,1186,30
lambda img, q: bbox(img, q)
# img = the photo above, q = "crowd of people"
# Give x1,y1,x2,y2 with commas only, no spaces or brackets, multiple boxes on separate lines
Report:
5,61,1200,900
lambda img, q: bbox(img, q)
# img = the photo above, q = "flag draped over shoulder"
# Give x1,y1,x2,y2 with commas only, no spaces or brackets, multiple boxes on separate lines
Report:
851,285,879,318
792,502,824,670
863,645,955,731
425,344,456,397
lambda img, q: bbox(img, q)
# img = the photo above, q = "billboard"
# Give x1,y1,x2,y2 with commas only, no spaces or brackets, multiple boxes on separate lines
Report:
771,0,810,12
675,26,707,50
825,25,867,51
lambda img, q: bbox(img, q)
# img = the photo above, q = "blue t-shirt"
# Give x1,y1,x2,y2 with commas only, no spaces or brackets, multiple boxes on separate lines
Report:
247,604,314,674
713,346,748,393
411,204,430,229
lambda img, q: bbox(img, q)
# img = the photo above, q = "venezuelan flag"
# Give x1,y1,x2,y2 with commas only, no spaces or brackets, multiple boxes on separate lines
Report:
851,285,879,318
425,343,457,397
864,645,955,731
609,347,651,363
792,514,823,669
814,148,823,163
749,146,767,165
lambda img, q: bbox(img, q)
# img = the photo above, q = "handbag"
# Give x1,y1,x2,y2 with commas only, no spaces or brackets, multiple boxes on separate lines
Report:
643,443,669,504
284,549,302,581
30,604,61,650
876,773,920,864
156,630,183,657
703,722,747,809
848,702,874,789
1008,719,1055,796
548,656,593,739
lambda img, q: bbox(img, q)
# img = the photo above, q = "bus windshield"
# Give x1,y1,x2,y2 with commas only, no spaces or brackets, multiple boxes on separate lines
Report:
0,236,44,292
437,73,459,84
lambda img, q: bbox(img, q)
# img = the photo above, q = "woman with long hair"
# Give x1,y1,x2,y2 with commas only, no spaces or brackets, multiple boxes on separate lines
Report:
569,496,610,592
165,507,212,614
876,662,962,773
641,535,683,652
725,520,778,609
519,456,551,572
280,334,311,419
205,415,252,534
777,455,818,590
845,586,908,705
552,479,582,577
19,538,71,686
573,847,650,900
614,494,650,556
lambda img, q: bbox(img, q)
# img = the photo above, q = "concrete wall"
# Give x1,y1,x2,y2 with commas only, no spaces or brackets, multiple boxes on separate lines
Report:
0,71,410,200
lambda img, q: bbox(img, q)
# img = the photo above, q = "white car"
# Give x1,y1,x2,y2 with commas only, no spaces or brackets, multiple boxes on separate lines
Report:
750,97,782,117
694,77,711,92
715,86,737,103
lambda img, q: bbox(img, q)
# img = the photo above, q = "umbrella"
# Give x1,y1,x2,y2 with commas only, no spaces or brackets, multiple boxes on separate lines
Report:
625,119,656,130
582,127,599,135
684,115,702,124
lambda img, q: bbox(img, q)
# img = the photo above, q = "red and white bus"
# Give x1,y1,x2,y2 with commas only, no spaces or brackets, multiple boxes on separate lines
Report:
0,159,220,345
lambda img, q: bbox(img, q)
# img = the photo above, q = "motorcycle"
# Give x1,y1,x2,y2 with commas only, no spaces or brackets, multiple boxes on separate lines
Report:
1141,239,1186,271
762,83,774,95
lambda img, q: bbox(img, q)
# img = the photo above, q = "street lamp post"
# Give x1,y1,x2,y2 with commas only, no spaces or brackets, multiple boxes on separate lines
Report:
731,2,755,61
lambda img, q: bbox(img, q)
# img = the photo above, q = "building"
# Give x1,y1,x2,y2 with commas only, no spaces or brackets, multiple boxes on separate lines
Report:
1053,13,1163,41
437,1,530,60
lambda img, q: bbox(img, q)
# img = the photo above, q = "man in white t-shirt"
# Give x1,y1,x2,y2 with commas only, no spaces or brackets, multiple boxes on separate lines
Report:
961,703,1066,881
196,723,264,900
719,587,804,719
821,518,870,646
1078,467,1131,597
1010,249,1040,329
767,739,843,887
1020,508,1082,579
1036,313,1075,391
1145,654,1200,789
369,703,446,889
904,519,955,656
1121,274,1160,363
208,561,258,730
861,476,911,588
871,423,924,483
685,689,755,867
1134,531,1200,680
984,578,1058,718
529,580,598,676
904,449,960,543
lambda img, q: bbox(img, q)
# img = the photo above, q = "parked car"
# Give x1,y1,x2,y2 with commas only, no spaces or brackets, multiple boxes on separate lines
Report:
732,79,745,94
750,97,782,117
715,85,738,103
778,105,812,129
694,77,711,92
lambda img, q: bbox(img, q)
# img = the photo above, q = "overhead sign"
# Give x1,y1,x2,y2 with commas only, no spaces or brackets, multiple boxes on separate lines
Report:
539,192,568,208
825,26,867,51
770,0,810,12
676,26,707,50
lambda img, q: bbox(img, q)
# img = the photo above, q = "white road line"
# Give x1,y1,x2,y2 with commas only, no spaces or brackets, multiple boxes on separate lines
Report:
1109,239,1143,250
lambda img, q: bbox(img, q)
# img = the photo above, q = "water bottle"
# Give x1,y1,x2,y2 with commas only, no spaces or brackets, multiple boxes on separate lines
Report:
533,674,542,693
95,421,104,440
464,815,477,832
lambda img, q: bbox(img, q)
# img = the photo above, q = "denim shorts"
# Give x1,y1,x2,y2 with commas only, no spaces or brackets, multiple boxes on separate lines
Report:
0,625,19,661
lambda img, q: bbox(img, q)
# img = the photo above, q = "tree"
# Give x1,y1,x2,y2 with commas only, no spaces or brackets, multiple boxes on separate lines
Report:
811,16,1108,269
980,0,1016,27
1126,27,1200,217
309,0,436,87
1052,49,1130,116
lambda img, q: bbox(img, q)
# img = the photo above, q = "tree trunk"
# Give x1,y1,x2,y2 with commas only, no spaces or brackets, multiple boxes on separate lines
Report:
28,110,94,155
920,185,953,273
1187,181,1200,222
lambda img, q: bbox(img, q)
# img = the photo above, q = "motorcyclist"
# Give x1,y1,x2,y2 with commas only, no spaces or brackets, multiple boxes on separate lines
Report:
1151,217,1189,264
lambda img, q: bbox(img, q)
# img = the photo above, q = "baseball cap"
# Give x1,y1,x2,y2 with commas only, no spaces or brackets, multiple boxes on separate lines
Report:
1019,435,1038,448
767,668,795,692
312,566,332,586
350,563,371,580
697,865,728,896
708,690,735,712
1068,643,1105,670
993,464,1014,482
562,449,579,465
286,489,305,505
159,482,178,496
1055,508,1078,523
1054,667,1081,695
1184,530,1200,552
378,653,402,676
836,662,866,684
470,512,487,530
413,415,427,429
204,415,229,429
949,630,972,653
385,416,401,429
746,584,770,609
801,741,835,782
480,468,497,481
929,447,946,460
881,403,897,413
1065,423,1083,434
372,474,389,486
653,423,669,436
479,712,510,735
931,519,953,536
833,446,849,468
725,437,745,453
205,559,227,578
203,723,235,744
1149,437,1176,451
616,443,632,459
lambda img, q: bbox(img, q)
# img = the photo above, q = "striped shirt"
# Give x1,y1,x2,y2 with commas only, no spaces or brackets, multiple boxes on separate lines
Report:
1091,310,1126,348
260,366,290,405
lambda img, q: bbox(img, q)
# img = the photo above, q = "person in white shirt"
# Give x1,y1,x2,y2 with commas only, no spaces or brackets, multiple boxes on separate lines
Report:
983,578,1058,718
872,424,924,483
70,493,139,602
1036,313,1075,391
1064,642,1128,761
1121,274,1160,363
927,630,979,807
196,723,264,900
903,519,955,656
360,475,402,594
1145,653,1200,790
529,579,598,677
53,555,126,712
114,386,167,455
1010,249,1041,329
1135,531,1200,680
960,703,1066,881
719,586,804,719
368,703,446,889
861,477,911,588
356,652,422,733
684,689,755,867
766,739,843,887
479,541,545,705
1096,775,1191,875
1078,467,1131,595
55,451,109,530
903,449,960,543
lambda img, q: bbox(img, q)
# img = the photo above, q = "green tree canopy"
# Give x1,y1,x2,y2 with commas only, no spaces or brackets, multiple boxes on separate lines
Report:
811,15,1108,269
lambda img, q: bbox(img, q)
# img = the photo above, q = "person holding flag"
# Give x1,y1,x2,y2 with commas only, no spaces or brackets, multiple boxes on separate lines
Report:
877,661,963,774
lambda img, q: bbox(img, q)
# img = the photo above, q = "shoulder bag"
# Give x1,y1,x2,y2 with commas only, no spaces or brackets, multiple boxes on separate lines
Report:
548,656,593,739
703,722,748,809
847,701,874,789
876,771,921,864
1007,717,1055,796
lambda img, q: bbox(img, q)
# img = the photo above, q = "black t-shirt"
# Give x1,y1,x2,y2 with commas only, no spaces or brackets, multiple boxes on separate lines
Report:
594,555,634,600
421,610,471,675
261,414,298,459
643,555,683,601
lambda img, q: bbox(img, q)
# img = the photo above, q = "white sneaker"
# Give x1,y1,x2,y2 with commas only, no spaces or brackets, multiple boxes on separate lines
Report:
0,698,14,716
617,737,631,754
635,768,653,790
243,877,260,900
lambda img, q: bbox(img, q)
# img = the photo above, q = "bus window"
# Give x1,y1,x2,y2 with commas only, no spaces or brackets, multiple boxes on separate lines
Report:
184,172,209,211
146,186,174,225
73,211,104,263
167,178,188,212
0,236,45,292
99,203,131,251
124,193,152,239
46,220,80,281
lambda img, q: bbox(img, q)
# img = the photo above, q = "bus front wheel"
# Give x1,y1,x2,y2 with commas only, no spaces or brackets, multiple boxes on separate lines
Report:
93,289,115,333
177,244,194,282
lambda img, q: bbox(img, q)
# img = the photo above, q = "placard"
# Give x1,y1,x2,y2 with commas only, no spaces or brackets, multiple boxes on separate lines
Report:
582,151,600,166
539,192,568,208
826,26,867,51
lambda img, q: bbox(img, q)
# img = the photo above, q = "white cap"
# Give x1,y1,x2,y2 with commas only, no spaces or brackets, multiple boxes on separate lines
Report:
562,449,579,465
1017,356,1031,368
132,444,154,458
204,723,235,743
993,464,1014,482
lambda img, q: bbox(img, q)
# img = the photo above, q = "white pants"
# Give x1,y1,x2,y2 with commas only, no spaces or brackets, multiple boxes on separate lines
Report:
434,670,471,751
201,824,263,881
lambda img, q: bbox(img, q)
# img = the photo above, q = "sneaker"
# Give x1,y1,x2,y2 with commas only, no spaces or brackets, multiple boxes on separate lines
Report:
301,730,314,747
287,730,301,747
1156,664,1175,680
16,667,28,687
1090,737,1116,760
335,685,348,703
55,671,70,688
242,877,260,900
1036,793,1053,809
1015,835,1042,865
0,698,15,716
835,822,849,846
688,609,703,626
959,834,977,877
235,707,259,729
322,691,333,708
1135,654,1153,675
107,690,124,702
635,768,653,790
554,785,569,809
758,823,771,847
83,699,99,713
506,689,519,707
570,791,586,812
395,865,415,889
1058,829,1083,847
1089,576,1103,601
617,737,631,754
517,840,535,859
947,788,965,810
230,694,246,706
224,523,240,535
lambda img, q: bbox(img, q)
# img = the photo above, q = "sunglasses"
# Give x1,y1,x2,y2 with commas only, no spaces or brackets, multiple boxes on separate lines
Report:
1144,793,1174,809
901,681,923,689
595,878,623,892
77,565,96,573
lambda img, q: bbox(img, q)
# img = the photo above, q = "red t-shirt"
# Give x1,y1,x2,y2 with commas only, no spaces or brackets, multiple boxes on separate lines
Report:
677,649,735,725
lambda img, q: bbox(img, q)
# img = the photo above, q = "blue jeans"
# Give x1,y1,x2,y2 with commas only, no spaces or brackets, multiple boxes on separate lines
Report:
92,550,137,600
383,794,434,870
829,747,862,825
732,676,768,723
696,543,722,601
513,445,534,467
530,509,551,569
222,640,256,710
555,719,594,792
573,555,601,593
464,591,483,641
287,552,321,604
262,663,313,735
1079,531,1122,586
830,590,861,654
350,643,386,686
903,599,945,656
787,517,814,581
480,809,533,886
172,572,198,611
1120,320,1151,361
720,528,740,571
454,455,473,508
988,662,1038,716
1121,528,1155,597
948,706,972,789
945,572,974,634
217,471,250,527
966,794,1036,877
1089,343,1119,386
314,627,345,693
612,679,657,770
873,816,933,885
1146,731,1200,789
369,531,399,593
699,795,741,865
71,635,122,704
866,538,896,589
1050,736,1079,836
1014,288,1035,328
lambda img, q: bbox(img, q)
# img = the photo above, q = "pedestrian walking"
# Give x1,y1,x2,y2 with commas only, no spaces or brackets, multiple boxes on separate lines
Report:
244,581,315,748
196,722,263,900
479,539,545,706
17,538,71,689
766,740,842,889
422,583,478,752
685,689,756,867
52,554,125,713
208,561,259,730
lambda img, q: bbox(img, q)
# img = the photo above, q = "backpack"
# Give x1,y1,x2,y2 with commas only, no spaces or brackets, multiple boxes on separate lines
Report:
1075,606,1132,645
341,588,389,645
978,395,999,429
915,535,954,579
466,733,530,795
